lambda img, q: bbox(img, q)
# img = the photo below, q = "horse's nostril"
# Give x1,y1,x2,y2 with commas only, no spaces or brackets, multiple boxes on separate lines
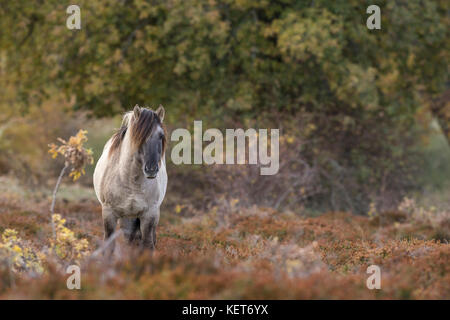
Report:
145,165,158,174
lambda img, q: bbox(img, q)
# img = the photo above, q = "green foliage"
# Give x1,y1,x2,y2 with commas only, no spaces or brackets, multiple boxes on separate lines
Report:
0,0,448,210
2,0,447,119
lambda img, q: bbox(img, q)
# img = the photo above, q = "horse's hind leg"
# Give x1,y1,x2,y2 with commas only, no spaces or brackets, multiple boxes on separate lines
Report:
102,207,118,256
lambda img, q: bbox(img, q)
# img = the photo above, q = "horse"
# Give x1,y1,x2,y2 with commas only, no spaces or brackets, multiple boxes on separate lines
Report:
93,105,167,252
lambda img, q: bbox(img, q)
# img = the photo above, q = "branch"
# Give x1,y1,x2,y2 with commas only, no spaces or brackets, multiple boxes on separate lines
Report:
89,230,123,260
50,164,68,238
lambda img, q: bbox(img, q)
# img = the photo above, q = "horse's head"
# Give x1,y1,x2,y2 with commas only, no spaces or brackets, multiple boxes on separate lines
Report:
131,105,166,179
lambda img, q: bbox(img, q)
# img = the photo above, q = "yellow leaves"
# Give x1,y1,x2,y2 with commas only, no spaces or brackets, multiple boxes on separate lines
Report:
48,129,94,181
274,9,342,62
48,143,59,159
205,10,220,23
304,123,317,137
0,228,44,275
332,64,379,109
69,170,83,181
286,135,295,144
2,228,18,242
12,245,22,254
0,216,90,276
271,241,325,278
50,214,90,262
230,198,240,208
175,204,186,214
378,68,399,96
368,202,378,219
278,134,296,148
70,129,88,146
285,258,302,274
407,53,416,69
143,41,158,55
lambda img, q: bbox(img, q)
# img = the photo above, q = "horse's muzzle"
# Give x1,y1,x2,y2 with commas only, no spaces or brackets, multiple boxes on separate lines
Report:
144,165,158,179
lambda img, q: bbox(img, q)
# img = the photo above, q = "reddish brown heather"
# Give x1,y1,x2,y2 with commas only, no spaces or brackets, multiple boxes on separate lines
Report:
0,188,448,299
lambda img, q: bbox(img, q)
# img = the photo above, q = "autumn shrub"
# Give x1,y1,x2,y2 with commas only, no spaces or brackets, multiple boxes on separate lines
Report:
395,197,450,241
0,128,93,291
165,118,320,216
48,129,94,238
49,214,90,265
48,129,94,182
165,110,436,217
0,229,44,276
0,217,90,293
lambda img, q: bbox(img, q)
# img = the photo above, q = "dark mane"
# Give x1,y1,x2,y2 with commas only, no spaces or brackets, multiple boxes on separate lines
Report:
109,125,127,156
130,108,158,149
109,107,166,157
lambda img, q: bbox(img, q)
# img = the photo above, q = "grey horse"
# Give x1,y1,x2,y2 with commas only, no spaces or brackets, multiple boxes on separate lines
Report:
93,105,167,252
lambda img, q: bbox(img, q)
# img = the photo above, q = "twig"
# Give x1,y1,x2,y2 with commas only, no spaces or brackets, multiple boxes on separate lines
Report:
50,164,68,238
88,230,123,260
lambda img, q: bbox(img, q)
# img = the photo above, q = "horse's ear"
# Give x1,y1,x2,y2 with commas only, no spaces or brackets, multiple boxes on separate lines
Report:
133,105,141,120
156,105,165,122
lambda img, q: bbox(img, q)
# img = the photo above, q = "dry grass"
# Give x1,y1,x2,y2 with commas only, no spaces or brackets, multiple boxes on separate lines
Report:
0,176,448,299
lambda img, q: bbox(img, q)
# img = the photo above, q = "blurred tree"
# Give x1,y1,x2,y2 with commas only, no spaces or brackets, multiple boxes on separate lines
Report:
1,0,447,121
0,0,448,211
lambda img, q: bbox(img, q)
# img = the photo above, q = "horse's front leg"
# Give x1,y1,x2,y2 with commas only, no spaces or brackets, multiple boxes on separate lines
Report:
102,206,118,256
140,208,159,250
